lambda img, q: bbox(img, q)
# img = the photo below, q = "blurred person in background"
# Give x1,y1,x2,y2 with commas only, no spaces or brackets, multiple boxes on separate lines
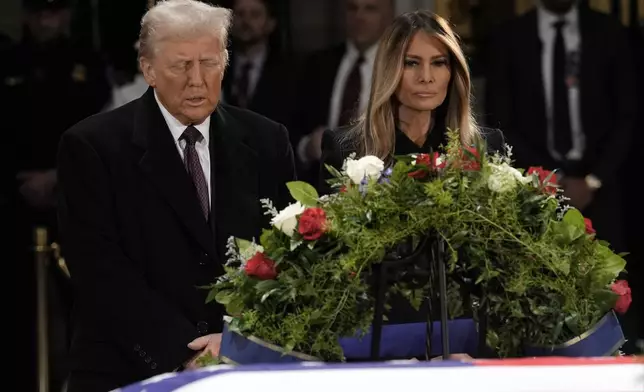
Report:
2,0,111,391
222,0,298,129
105,40,148,111
484,0,638,352
292,0,395,184
6,0,111,215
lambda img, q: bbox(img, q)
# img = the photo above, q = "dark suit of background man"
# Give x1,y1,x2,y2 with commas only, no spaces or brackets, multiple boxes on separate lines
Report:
292,0,395,185
57,1,296,391
484,0,637,352
222,0,298,130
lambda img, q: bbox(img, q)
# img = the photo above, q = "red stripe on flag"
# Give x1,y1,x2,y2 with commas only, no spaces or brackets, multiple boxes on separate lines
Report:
474,356,643,366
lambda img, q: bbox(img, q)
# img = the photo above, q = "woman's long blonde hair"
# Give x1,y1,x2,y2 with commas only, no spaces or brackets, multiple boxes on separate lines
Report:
345,10,479,160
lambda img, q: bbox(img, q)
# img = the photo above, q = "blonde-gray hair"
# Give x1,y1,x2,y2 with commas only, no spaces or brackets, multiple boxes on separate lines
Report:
348,10,479,160
138,0,232,65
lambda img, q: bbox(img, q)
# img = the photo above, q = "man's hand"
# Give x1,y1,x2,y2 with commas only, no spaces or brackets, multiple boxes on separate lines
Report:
561,177,594,211
304,126,326,162
184,333,222,370
17,169,57,209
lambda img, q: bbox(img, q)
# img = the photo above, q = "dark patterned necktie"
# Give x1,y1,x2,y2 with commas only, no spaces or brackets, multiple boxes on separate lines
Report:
234,61,253,108
338,55,364,127
181,126,209,219
552,20,573,158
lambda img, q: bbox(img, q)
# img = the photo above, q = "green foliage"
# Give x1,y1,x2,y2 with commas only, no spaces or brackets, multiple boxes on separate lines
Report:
195,352,225,367
287,181,319,207
206,129,626,361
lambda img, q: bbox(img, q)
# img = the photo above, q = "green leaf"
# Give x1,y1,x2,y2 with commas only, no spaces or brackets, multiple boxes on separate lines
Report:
553,260,571,275
486,330,500,349
289,263,306,279
562,208,585,231
309,309,323,322
226,297,245,316
564,313,580,336
261,288,280,303
592,253,627,283
214,290,233,305
565,224,584,243
255,279,280,293
324,164,344,180
592,289,619,313
290,239,303,251
259,229,273,248
284,341,296,353
287,181,319,206
205,289,218,304
235,238,253,253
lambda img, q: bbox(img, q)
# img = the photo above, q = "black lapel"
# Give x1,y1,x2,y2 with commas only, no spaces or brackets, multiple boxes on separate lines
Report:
248,49,273,108
326,44,347,92
577,6,597,132
210,104,261,258
133,88,216,260
208,119,217,238
525,10,548,130
222,55,236,106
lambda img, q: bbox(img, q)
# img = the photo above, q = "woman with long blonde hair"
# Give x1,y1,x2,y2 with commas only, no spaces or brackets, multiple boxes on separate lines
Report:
320,10,503,193
318,11,502,360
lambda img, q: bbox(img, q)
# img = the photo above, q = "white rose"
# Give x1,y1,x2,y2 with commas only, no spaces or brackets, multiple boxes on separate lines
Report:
345,155,385,185
487,163,530,193
271,201,306,237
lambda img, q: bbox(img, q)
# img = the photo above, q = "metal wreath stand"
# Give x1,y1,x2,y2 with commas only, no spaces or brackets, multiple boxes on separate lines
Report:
367,231,489,361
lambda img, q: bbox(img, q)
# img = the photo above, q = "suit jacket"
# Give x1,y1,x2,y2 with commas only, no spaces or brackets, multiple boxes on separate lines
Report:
292,44,346,147
484,6,636,186
222,48,299,131
57,88,296,390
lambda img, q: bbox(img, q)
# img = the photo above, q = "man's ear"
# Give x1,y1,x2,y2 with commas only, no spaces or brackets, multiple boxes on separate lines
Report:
140,57,156,87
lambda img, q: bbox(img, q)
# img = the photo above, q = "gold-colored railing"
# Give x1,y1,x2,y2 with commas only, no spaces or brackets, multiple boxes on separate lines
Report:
33,226,70,392
34,227,50,392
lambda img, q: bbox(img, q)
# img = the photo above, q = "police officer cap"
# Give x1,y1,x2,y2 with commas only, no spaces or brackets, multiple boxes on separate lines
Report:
23,0,71,11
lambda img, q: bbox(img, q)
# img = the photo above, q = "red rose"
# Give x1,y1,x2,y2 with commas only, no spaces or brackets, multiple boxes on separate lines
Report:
416,153,432,166
298,207,327,241
433,152,447,170
527,166,558,194
408,169,426,179
584,217,595,235
340,185,347,193
461,146,480,171
408,153,445,178
408,154,431,179
610,280,632,314
244,252,277,280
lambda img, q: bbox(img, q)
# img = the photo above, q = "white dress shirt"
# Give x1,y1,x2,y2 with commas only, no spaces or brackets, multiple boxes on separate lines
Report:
327,42,379,130
105,73,149,111
538,4,585,161
154,90,212,206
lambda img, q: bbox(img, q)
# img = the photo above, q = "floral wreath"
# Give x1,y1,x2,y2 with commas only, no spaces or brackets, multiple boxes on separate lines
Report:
206,129,631,361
